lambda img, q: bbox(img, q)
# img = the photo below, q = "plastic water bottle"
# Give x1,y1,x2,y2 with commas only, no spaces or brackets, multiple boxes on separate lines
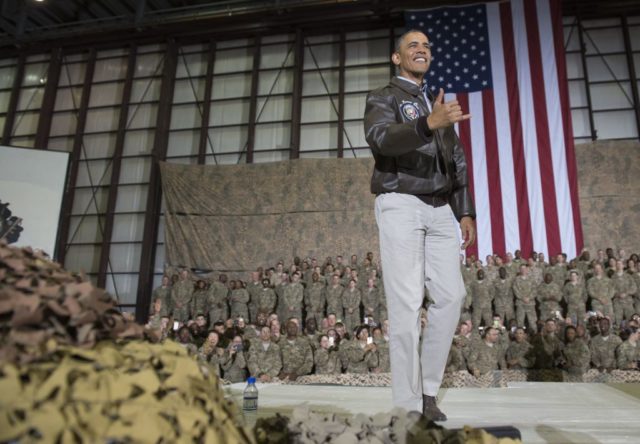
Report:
243,377,258,412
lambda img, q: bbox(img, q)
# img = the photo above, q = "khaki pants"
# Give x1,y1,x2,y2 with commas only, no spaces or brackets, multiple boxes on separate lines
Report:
375,193,465,411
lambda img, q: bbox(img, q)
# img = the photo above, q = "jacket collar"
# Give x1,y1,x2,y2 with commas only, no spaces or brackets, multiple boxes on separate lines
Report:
391,76,434,102
391,76,422,97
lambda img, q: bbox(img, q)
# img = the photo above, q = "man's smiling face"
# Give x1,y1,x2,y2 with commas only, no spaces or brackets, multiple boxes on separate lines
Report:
392,31,432,81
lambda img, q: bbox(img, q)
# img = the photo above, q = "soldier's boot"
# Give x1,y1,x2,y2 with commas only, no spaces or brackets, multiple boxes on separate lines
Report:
422,395,446,421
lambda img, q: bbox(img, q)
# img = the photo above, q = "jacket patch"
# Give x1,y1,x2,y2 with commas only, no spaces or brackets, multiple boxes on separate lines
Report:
400,101,420,120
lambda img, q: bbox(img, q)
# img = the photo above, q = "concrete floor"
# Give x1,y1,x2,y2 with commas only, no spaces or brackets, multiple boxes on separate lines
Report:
226,382,640,443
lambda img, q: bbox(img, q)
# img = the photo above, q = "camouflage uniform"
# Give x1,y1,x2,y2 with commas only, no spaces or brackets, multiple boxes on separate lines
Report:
246,280,262,323
631,271,640,313
547,264,568,287
230,288,250,320
587,276,614,319
377,287,388,322
531,333,564,369
362,286,381,323
513,275,537,330
257,286,277,315
247,341,282,378
207,281,229,325
304,281,327,326
374,339,391,373
314,347,341,375
589,333,622,370
468,341,505,375
190,288,208,318
445,339,467,373
611,272,638,326
563,281,586,325
282,282,304,322
505,340,534,369
151,284,172,316
493,278,515,323
221,350,247,383
326,283,344,319
471,278,494,328
536,281,563,320
344,341,379,374
275,281,289,321
562,340,591,374
616,340,640,370
171,279,193,322
461,265,475,312
280,337,314,376
207,348,226,377
342,287,362,332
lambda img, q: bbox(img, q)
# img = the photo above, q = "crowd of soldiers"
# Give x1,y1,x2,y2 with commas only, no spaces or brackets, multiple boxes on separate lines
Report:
147,247,640,383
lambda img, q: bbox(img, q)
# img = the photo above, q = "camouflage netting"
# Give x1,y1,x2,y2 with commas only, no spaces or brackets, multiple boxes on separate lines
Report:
0,241,253,443
287,369,640,388
159,159,377,273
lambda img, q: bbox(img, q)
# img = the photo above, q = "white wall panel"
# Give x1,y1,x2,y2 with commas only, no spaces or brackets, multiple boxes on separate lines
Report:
123,130,155,156
300,123,337,150
169,103,200,129
209,99,250,126
64,244,101,273
93,57,128,82
105,274,139,305
119,157,151,183
256,96,291,122
68,216,103,243
50,111,77,137
0,66,15,88
89,82,124,107
127,103,157,129
586,55,630,82
302,70,339,95
72,188,108,215
85,108,120,132
131,78,161,102
594,110,638,139
112,214,145,242
208,126,248,153
303,44,339,69
176,52,207,78
82,133,116,159
59,62,86,86
114,184,148,212
212,73,251,99
260,43,294,69
590,82,633,110
16,87,44,110
214,47,253,73
346,39,389,66
167,130,199,157
301,96,338,123
258,69,293,95
253,123,290,150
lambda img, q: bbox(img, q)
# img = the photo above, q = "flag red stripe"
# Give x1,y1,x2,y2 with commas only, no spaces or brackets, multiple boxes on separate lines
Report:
457,93,479,259
550,0,584,254
482,89,506,257
500,1,533,258
523,0,562,257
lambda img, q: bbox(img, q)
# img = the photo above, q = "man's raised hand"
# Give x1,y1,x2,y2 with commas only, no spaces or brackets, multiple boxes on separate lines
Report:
426,88,472,130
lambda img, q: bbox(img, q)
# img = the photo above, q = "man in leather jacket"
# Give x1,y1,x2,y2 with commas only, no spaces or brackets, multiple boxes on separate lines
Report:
364,29,476,421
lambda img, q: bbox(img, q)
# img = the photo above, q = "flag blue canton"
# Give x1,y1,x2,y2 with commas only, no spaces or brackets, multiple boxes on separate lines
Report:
405,5,493,94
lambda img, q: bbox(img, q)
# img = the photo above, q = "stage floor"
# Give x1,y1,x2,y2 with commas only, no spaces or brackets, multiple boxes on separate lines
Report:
226,382,640,443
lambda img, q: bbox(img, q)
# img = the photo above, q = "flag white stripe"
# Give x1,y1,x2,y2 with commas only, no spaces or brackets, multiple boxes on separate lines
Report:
537,0,577,259
511,0,548,259
487,2,521,256
469,91,493,261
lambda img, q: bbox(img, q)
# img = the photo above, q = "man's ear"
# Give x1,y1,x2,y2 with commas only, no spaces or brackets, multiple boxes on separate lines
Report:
391,52,400,66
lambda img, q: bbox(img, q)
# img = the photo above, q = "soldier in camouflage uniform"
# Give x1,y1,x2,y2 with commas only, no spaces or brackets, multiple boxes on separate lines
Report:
283,272,305,323
561,326,590,374
528,258,544,285
247,326,282,382
493,267,514,325
190,279,209,319
326,274,344,321
531,319,564,369
304,272,326,327
362,278,381,324
513,265,537,331
611,260,638,326
171,270,193,323
221,335,248,383
229,280,250,321
468,327,505,376
276,273,289,321
505,327,534,369
207,275,229,325
563,271,586,325
537,273,563,321
246,271,263,324
151,275,172,316
344,325,379,374
373,336,391,373
616,327,640,370
257,278,277,316
547,255,568,287
461,257,475,314
445,336,467,373
587,264,614,320
315,334,341,375
342,279,362,332
589,317,621,372
199,331,225,377
278,320,314,380
471,269,494,328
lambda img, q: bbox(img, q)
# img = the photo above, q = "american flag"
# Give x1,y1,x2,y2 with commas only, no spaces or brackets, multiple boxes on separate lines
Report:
406,0,583,262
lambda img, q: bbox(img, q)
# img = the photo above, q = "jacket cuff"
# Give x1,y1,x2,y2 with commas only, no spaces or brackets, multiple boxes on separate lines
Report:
415,116,433,143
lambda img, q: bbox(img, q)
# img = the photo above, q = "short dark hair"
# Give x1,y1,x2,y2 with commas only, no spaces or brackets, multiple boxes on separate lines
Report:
394,28,427,52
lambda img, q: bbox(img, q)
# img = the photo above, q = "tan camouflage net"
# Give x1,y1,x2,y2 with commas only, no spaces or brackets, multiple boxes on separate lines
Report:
0,241,253,443
287,369,640,389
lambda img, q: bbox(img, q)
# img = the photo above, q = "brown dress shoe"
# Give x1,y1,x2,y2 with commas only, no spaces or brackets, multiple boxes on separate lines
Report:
422,395,447,421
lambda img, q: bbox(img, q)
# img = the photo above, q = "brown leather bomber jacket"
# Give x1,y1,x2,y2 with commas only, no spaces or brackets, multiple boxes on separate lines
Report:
364,76,475,221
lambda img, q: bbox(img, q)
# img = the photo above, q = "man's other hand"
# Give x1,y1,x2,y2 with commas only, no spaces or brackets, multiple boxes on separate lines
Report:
427,88,472,130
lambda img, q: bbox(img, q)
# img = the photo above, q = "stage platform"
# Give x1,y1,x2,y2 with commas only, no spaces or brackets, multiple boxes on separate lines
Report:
226,382,640,443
